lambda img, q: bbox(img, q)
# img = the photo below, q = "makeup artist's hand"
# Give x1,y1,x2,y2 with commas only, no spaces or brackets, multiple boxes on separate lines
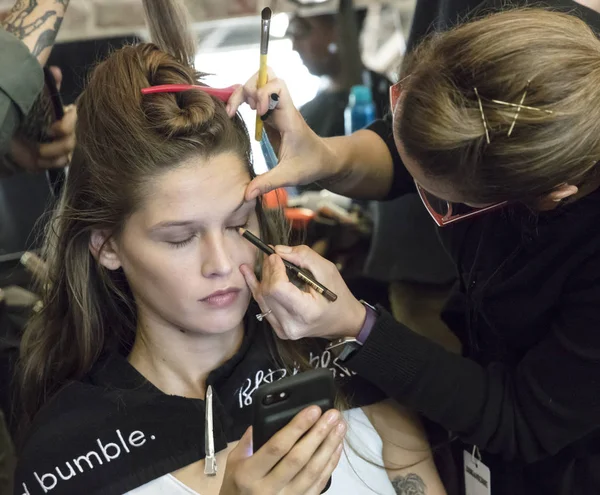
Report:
240,245,366,341
227,69,342,201
219,406,345,495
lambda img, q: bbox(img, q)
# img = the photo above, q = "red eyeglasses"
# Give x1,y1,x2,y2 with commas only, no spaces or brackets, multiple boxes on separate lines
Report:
389,80,507,227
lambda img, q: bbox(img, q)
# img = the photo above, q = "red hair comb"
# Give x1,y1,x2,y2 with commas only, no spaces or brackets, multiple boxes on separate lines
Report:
141,84,238,103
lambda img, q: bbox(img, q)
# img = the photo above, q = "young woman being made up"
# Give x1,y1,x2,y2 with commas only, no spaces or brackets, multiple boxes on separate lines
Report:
12,1,446,494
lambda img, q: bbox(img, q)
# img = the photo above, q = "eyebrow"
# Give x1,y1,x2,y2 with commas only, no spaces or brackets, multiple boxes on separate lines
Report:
149,199,252,231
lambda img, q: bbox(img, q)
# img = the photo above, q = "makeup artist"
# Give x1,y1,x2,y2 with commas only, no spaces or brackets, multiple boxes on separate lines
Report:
230,7,600,495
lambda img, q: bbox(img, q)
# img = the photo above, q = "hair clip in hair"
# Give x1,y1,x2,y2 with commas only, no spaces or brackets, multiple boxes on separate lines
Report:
474,87,491,145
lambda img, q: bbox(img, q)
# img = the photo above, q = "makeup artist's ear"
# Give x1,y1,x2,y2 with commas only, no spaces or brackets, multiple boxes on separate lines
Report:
90,230,122,270
537,183,578,211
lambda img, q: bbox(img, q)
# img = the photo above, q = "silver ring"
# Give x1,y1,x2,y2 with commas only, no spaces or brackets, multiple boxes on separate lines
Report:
256,309,272,322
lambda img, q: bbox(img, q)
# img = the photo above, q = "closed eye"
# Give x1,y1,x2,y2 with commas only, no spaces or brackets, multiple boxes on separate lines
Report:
227,222,248,231
168,236,196,249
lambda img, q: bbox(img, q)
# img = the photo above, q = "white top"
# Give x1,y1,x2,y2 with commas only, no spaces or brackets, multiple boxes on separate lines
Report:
127,408,395,495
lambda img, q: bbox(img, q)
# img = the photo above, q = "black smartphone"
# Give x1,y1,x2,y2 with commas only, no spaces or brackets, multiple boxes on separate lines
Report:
44,67,65,121
252,369,336,493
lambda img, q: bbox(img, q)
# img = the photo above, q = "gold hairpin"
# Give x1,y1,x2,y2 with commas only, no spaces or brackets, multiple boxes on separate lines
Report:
474,82,554,143
474,87,490,144
490,99,554,114
507,80,530,137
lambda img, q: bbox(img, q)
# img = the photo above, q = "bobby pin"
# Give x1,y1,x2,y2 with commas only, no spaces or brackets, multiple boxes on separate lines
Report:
490,99,554,114
474,83,554,143
474,87,491,145
507,80,531,137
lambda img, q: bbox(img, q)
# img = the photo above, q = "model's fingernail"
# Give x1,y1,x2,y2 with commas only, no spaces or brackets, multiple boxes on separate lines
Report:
307,407,321,421
326,410,340,424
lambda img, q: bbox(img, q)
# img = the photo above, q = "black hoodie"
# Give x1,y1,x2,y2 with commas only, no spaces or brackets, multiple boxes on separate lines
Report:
13,308,384,495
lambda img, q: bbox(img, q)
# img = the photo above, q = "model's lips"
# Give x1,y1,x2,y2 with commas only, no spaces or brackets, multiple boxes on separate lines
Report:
200,288,242,308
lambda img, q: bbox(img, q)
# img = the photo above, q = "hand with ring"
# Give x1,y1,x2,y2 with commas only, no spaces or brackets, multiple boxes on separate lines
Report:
256,309,272,322
240,245,366,341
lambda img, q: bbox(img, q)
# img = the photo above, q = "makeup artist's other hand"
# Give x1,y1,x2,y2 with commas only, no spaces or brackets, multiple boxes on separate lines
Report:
227,69,341,201
240,245,366,341
219,407,345,495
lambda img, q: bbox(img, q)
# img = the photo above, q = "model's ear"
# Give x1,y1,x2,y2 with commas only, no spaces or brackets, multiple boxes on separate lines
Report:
90,230,122,270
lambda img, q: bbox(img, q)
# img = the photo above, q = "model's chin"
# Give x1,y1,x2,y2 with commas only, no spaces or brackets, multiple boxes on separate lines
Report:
188,292,252,334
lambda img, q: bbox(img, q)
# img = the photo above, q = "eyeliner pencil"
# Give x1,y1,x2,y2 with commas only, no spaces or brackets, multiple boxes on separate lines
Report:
255,7,272,141
238,228,338,302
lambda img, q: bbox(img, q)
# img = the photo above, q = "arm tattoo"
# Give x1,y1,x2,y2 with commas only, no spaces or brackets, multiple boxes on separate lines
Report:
392,473,427,495
2,0,70,56
31,14,62,56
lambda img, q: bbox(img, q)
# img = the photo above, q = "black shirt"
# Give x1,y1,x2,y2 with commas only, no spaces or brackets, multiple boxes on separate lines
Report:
14,308,384,495
344,114,600,494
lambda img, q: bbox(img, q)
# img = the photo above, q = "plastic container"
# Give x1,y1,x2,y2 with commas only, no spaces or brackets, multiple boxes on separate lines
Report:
344,85,376,135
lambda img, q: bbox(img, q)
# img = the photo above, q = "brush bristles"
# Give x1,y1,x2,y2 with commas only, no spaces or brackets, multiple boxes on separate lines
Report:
261,7,272,20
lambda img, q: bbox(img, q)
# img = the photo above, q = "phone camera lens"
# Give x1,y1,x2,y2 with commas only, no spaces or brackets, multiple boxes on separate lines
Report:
263,394,275,405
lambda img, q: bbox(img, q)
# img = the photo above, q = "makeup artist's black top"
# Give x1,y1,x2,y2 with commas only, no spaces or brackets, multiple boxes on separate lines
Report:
13,305,384,495
348,99,600,494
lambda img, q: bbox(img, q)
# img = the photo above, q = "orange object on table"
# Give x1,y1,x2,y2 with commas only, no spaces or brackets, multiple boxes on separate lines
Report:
263,188,288,209
285,207,316,229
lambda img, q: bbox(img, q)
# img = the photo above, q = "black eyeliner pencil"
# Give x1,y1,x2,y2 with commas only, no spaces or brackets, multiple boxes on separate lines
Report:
238,228,338,302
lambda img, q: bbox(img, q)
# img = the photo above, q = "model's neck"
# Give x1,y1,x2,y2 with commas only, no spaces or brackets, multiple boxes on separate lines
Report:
128,314,244,400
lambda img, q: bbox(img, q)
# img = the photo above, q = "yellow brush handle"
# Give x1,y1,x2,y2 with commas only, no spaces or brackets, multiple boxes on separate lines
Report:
255,54,269,141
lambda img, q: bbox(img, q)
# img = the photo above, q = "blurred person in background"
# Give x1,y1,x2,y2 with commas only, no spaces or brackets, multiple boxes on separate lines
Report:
287,9,391,139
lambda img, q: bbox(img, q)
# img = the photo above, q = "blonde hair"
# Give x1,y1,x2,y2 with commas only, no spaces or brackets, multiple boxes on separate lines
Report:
397,8,600,204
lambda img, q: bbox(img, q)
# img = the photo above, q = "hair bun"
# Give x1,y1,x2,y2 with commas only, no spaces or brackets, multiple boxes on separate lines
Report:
143,89,217,138
140,46,218,138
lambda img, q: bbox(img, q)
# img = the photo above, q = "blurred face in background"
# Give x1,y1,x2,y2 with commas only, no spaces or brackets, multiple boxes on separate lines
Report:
288,15,340,77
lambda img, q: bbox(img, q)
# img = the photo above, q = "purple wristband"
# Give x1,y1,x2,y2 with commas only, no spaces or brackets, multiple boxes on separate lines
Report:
356,302,377,344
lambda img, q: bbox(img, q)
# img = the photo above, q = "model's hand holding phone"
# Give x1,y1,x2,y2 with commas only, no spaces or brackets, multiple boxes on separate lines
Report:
219,406,345,495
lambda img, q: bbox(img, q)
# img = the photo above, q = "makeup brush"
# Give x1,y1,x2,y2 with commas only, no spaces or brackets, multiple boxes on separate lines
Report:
255,7,272,141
